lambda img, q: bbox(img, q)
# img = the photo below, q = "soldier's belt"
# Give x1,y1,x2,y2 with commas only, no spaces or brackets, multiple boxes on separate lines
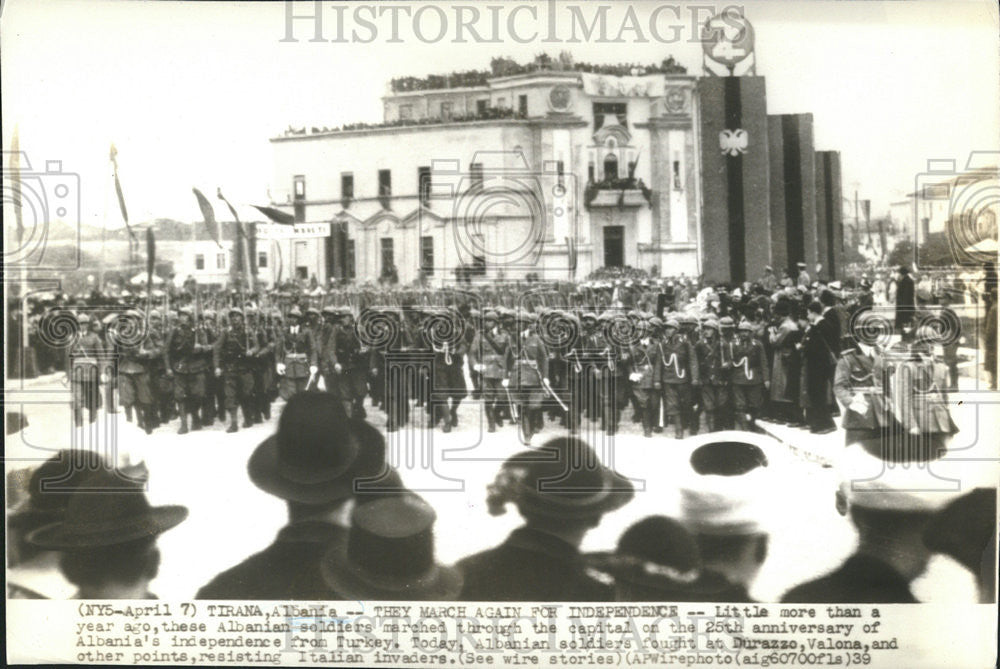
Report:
286,353,308,360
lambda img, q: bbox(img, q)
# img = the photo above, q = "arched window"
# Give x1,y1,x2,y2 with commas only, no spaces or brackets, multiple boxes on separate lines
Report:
603,154,619,181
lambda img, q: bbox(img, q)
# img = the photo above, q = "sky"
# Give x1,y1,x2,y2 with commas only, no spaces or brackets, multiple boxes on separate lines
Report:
2,0,998,232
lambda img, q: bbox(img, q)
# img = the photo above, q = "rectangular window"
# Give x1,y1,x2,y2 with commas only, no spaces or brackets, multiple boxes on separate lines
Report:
421,236,434,276
257,251,268,268
216,253,227,270
195,254,205,270
588,162,595,182
518,94,528,116
557,160,565,188
346,240,356,279
418,166,431,206
470,162,484,189
440,101,453,119
476,99,488,115
293,175,306,222
471,234,487,276
593,102,628,130
497,97,508,109
380,238,394,272
672,159,682,190
399,104,413,120
378,169,391,209
341,172,354,206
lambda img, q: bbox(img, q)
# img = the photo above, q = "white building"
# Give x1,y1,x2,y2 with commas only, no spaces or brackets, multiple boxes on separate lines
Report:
267,61,702,285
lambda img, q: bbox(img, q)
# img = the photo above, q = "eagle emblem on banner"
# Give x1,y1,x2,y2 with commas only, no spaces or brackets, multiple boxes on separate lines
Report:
719,129,748,156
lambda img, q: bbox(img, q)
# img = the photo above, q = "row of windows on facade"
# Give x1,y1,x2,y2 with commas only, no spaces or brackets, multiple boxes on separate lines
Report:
399,95,529,121
194,252,270,271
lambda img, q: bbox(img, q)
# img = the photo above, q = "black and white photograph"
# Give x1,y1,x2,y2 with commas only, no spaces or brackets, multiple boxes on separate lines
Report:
4,0,999,666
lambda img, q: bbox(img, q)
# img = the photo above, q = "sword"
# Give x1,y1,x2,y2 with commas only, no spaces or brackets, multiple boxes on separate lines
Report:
541,378,567,412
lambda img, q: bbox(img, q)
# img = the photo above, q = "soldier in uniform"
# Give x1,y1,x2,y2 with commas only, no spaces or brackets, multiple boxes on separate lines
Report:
696,319,732,433
318,306,342,400
141,310,171,429
213,307,255,433
511,311,548,441
114,310,155,433
597,312,631,436
834,332,884,447
276,306,318,401
428,309,468,433
333,307,369,419
654,319,699,439
629,317,659,437
164,307,211,434
730,321,770,431
466,308,482,400
679,313,702,436
197,310,221,425
717,316,738,429
66,313,105,427
470,310,511,433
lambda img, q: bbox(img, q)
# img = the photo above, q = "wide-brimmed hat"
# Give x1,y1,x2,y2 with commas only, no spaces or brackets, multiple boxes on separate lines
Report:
9,450,109,530
248,392,392,504
320,495,462,600
486,437,634,520
587,515,702,591
27,468,187,549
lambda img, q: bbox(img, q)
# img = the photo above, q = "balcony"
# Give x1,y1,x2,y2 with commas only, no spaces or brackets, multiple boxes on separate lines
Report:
584,178,652,209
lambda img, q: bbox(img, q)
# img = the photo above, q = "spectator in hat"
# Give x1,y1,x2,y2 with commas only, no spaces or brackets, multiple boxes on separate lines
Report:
320,494,461,600
27,467,187,599
457,436,634,601
678,438,775,602
196,392,402,599
923,488,997,603
587,516,707,601
799,300,838,434
796,262,811,288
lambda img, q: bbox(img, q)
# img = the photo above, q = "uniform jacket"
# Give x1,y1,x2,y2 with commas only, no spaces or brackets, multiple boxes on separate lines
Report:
513,332,548,387
164,325,210,374
833,350,884,429
885,356,954,434
457,527,613,602
731,337,769,386
629,343,657,389
655,334,699,386
67,331,105,371
696,337,732,386
276,326,318,378
470,328,512,380
213,327,251,372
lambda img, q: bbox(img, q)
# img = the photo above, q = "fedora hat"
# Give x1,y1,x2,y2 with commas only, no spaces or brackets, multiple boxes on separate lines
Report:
321,495,461,600
248,392,392,504
486,437,635,520
9,450,109,530
27,468,187,550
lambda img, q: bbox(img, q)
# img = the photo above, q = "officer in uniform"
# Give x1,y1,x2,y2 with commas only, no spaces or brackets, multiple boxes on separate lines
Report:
654,319,699,439
197,310,221,425
213,307,255,433
629,317,659,437
730,320,770,431
333,307,369,419
164,307,210,434
318,306,342,400
66,313,105,427
428,309,468,433
470,310,511,433
834,332,884,446
511,311,548,441
276,306,318,401
679,313,702,435
696,319,732,433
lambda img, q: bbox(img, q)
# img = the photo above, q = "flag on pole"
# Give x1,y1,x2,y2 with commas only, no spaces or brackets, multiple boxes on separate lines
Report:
192,187,221,248
252,205,295,225
9,127,24,247
566,236,577,271
146,227,156,291
218,188,255,292
110,144,137,242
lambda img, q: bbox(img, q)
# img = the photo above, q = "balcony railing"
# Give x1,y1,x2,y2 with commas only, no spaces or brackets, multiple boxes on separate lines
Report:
584,178,652,209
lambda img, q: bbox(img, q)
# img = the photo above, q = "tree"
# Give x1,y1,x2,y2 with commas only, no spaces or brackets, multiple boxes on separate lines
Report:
886,238,914,269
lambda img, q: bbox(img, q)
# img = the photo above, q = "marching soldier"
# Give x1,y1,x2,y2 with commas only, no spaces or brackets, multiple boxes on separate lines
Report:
597,312,631,436
276,306,318,401
466,308,483,400
319,306,342,400
197,310,221,425
334,307,369,419
654,318,699,439
696,319,732,433
164,307,210,434
428,310,468,433
66,313,105,427
470,310,511,433
213,307,255,433
113,310,156,433
246,307,274,422
629,317,659,438
679,313,702,436
730,320,769,431
141,310,171,429
511,311,548,441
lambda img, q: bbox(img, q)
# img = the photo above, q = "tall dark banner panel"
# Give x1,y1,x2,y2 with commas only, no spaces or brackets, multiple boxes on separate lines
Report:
767,113,817,277
815,151,844,280
699,77,770,284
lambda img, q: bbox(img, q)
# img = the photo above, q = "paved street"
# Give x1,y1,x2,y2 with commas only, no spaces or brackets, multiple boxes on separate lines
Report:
6,371,997,602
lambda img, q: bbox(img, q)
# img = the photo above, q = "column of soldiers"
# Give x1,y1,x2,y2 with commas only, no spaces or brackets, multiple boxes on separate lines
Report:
52,267,977,442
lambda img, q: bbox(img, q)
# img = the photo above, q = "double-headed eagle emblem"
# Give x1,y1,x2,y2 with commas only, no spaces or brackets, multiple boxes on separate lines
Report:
719,129,748,156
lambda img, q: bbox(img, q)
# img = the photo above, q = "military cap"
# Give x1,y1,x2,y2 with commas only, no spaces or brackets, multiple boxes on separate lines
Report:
648,317,664,329
797,262,807,269
306,307,321,317
737,320,755,332
664,319,680,330
148,309,162,319
483,309,499,321
677,313,696,325
337,306,353,315
703,319,720,331
581,312,597,321
639,311,654,321
719,316,735,328
227,307,244,317
76,313,92,324
321,306,339,316
201,309,216,319
245,306,259,315
597,311,614,322
287,306,303,318
468,308,481,319
178,306,194,316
